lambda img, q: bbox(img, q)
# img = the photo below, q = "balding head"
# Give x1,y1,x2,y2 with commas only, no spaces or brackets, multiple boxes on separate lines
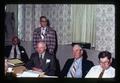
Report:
36,41,47,54
72,44,83,59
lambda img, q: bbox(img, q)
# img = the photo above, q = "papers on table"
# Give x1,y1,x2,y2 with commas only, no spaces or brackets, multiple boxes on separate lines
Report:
16,70,44,77
7,59,24,66
40,75,58,78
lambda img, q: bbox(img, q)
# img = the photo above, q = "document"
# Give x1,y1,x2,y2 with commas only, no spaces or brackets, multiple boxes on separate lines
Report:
17,70,44,77
7,59,24,66
41,75,58,78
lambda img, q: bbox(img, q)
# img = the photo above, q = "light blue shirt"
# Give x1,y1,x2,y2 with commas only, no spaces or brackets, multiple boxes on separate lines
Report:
67,57,83,78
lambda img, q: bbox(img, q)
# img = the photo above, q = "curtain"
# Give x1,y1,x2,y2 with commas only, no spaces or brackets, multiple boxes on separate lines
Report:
71,5,96,47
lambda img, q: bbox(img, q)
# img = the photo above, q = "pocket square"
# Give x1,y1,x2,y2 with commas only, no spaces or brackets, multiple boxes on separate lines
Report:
21,50,24,53
46,59,50,64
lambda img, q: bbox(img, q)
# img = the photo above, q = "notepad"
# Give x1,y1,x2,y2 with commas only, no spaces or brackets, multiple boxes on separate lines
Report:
41,75,58,78
18,70,41,77
7,59,24,66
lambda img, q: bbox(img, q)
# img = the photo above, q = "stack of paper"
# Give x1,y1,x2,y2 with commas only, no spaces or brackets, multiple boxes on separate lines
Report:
40,75,58,78
7,59,24,66
17,70,44,77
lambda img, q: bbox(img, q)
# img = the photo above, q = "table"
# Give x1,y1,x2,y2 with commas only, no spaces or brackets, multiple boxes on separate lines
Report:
12,66,58,78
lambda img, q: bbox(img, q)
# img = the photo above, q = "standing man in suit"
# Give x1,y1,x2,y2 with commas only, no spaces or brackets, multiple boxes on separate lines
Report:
61,44,94,78
26,41,56,76
5,36,29,63
85,51,115,78
33,16,57,55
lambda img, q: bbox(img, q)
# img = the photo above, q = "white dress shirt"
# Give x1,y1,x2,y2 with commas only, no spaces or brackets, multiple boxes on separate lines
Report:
9,45,21,59
85,65,115,78
67,57,83,78
39,52,45,59
41,27,46,39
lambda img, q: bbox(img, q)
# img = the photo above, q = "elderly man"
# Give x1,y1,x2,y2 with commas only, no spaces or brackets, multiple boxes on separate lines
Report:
33,16,57,55
85,51,115,78
5,36,29,63
26,41,56,76
61,44,94,78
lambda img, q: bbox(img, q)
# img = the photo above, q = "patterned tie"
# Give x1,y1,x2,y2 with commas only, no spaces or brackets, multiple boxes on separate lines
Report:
70,61,78,77
14,46,17,58
98,69,105,78
41,28,45,40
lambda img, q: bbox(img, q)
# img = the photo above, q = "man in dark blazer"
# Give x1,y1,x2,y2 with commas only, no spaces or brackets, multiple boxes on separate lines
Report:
5,36,29,63
60,44,94,78
25,41,56,76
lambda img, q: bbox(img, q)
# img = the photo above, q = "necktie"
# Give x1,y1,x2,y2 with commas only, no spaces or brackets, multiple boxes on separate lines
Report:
14,46,17,58
98,69,105,78
41,28,45,40
39,55,43,69
70,61,78,77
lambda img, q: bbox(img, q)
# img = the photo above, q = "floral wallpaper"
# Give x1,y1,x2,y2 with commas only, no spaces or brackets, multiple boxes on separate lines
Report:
95,5,115,57
41,4,72,44
18,4,72,45
17,4,115,56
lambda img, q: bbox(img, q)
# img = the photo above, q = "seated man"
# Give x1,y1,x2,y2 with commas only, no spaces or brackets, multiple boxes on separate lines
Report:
5,36,29,63
85,51,115,78
60,44,94,78
25,41,56,76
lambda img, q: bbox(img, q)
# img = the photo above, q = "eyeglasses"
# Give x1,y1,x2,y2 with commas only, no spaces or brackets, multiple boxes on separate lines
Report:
99,61,110,64
40,21,47,22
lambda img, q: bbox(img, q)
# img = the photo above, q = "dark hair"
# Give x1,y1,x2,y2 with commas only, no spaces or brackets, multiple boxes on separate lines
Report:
47,19,50,27
12,36,20,45
82,49,88,60
40,16,47,21
98,51,111,60
72,43,82,48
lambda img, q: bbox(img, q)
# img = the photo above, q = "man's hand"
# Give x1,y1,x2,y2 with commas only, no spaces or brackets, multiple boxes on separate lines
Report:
32,67,43,72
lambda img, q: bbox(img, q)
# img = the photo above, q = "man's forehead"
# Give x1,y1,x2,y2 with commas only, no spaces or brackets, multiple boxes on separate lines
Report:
37,42,46,47
100,57,109,61
73,45,82,50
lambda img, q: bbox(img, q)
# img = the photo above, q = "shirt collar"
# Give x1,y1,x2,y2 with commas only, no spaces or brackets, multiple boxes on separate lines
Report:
41,27,47,30
39,52,45,59
12,45,18,48
74,56,83,63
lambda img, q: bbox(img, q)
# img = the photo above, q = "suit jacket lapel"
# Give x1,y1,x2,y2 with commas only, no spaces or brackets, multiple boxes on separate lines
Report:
35,53,42,68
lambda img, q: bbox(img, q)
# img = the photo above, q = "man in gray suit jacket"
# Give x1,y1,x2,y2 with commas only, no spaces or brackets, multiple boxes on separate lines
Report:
26,41,56,76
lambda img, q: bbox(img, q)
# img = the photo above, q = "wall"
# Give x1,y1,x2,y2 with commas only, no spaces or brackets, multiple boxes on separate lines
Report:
5,4,18,42
95,5,115,57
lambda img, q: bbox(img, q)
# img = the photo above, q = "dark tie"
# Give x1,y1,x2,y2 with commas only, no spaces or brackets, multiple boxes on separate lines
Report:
14,46,17,58
39,55,43,68
98,69,105,78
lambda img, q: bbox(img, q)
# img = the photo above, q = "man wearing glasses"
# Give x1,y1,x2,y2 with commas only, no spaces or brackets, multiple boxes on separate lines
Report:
33,16,57,55
85,51,115,78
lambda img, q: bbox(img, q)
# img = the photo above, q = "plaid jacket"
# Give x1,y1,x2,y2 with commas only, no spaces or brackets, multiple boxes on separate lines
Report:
33,27,57,55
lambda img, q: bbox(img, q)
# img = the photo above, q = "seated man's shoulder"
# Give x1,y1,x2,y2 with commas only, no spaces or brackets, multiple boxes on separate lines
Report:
91,65,100,69
45,52,54,58
84,59,94,64
65,58,74,63
31,52,38,57
110,66,115,71
19,45,25,49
